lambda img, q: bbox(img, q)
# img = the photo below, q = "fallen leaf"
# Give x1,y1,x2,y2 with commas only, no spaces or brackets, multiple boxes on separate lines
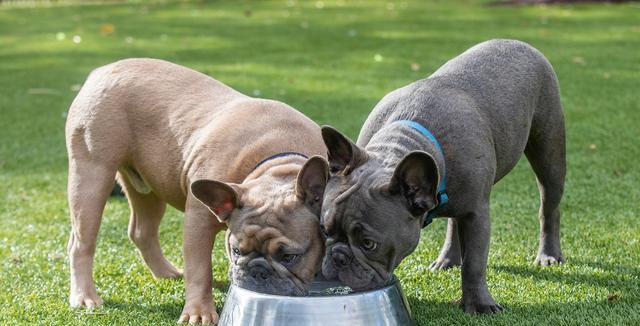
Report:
410,63,420,71
49,253,64,261
10,254,22,264
100,23,115,35
608,293,620,301
572,56,586,65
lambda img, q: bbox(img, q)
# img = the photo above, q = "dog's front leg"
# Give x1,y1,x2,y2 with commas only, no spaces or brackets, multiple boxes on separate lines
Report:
179,198,222,324
455,206,503,314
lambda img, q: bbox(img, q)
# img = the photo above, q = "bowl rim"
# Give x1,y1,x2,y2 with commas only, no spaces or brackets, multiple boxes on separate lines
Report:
228,277,399,299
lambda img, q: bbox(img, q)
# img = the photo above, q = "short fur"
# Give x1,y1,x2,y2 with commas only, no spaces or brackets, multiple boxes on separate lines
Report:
65,59,327,324
317,40,566,314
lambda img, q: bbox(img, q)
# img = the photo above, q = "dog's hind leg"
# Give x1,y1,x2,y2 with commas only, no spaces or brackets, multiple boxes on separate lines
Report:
67,159,117,308
429,218,462,271
525,77,566,266
119,173,182,278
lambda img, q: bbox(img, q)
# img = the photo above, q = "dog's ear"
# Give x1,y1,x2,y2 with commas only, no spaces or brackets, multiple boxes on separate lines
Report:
295,156,329,216
387,151,440,217
191,180,243,223
321,125,368,175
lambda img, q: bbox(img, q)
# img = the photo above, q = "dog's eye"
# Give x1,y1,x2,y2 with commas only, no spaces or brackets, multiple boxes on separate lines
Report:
232,247,241,256
281,254,300,264
361,239,377,251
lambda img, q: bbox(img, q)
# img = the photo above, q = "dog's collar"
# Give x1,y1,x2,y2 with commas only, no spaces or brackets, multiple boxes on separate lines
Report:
397,120,449,228
252,152,309,171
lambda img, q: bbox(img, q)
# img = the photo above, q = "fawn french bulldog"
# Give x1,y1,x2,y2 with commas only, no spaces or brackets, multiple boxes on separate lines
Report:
65,59,327,324
317,39,565,313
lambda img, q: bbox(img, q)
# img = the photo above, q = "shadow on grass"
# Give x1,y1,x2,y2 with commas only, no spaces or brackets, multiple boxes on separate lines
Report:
407,295,637,325
99,288,228,322
405,258,640,324
494,258,640,293
101,300,182,321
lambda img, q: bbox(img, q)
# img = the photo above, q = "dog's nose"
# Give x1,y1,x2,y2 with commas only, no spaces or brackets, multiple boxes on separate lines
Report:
331,246,353,268
250,265,271,280
248,258,273,280
332,252,350,268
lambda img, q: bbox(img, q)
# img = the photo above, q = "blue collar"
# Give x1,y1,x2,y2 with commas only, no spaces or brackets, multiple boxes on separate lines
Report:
397,120,449,228
252,152,309,171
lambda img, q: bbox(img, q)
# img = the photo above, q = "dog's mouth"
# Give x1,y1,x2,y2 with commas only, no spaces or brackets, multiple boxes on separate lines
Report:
322,244,389,291
230,263,310,296
234,277,307,296
336,269,377,291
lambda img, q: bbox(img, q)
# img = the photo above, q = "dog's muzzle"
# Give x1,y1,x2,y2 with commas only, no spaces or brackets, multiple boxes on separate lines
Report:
331,245,353,268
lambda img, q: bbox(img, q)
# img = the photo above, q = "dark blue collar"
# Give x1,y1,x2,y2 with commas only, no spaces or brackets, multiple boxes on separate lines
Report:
252,152,309,171
397,120,449,228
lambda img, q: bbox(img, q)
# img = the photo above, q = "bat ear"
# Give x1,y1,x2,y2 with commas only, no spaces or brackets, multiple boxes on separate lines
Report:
321,125,368,175
191,180,243,223
295,156,329,216
388,151,440,217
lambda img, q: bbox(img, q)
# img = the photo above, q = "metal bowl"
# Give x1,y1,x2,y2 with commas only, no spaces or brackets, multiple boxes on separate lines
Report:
218,277,414,326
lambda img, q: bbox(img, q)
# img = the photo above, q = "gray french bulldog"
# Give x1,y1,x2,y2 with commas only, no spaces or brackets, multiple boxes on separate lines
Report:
316,39,565,314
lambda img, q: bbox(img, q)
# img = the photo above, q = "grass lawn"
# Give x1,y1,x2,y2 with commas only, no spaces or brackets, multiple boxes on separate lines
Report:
1,0,639,324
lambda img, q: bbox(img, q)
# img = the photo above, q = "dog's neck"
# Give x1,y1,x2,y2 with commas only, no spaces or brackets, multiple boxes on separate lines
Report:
365,121,446,174
244,155,307,182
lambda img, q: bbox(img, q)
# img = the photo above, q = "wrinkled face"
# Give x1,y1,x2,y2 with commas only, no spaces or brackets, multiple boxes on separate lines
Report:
225,186,323,296
192,157,329,295
320,162,421,291
318,126,440,291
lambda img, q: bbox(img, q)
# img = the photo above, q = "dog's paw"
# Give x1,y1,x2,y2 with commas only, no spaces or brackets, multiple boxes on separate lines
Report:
69,292,103,308
178,302,218,325
451,289,503,315
452,295,503,314
534,253,564,266
464,300,503,314
428,257,461,271
152,265,183,279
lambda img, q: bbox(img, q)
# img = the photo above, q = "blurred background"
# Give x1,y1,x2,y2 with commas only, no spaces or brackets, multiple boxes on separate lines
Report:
1,0,638,325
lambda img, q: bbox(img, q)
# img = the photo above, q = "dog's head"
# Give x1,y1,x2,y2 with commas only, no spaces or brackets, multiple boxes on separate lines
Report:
191,156,328,296
316,126,441,291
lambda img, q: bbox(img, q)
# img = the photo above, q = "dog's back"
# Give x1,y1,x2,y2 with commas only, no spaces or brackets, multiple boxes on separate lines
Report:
65,58,324,206
359,39,563,180
65,58,246,159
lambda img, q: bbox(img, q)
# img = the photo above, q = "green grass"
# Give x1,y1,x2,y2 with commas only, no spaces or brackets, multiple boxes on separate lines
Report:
1,0,639,324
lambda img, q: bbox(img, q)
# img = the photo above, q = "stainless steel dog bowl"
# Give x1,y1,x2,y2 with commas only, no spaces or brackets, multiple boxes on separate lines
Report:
218,277,414,326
